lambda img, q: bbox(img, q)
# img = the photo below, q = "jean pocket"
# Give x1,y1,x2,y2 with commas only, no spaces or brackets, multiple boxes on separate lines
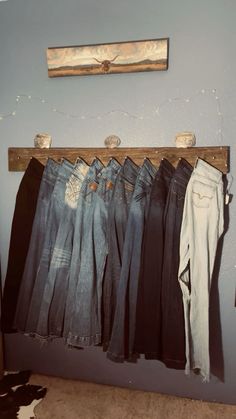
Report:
192,180,214,208
171,183,185,205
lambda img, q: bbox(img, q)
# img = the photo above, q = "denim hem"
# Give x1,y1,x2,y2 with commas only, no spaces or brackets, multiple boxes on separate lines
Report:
162,358,186,370
22,331,59,342
191,364,210,383
66,332,101,347
106,351,125,363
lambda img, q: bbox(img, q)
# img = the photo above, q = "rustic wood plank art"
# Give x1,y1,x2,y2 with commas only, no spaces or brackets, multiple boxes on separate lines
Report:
47,38,169,77
8,147,229,173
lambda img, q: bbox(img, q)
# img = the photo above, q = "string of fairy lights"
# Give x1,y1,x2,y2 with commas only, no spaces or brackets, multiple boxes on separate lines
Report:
0,86,234,192
0,88,224,141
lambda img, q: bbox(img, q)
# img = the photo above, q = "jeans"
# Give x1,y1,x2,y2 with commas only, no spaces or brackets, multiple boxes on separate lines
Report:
161,158,193,369
107,158,156,362
178,158,224,382
14,158,59,332
134,158,175,359
24,159,74,334
102,157,139,351
65,158,121,347
2,158,44,333
63,158,104,346
35,159,90,338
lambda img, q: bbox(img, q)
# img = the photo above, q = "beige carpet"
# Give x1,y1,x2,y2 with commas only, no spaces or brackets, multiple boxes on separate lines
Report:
30,374,236,419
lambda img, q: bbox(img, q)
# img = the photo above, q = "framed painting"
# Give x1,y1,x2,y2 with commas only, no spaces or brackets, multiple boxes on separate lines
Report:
47,38,169,77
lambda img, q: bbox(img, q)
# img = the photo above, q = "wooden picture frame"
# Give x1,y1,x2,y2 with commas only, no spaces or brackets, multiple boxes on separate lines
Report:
47,38,169,77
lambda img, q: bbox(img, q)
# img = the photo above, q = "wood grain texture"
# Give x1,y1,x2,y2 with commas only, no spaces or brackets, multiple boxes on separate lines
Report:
47,38,169,77
8,147,229,173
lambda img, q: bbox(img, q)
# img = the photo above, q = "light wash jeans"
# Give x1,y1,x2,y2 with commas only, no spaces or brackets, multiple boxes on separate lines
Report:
178,158,224,382
63,158,104,346
65,159,120,348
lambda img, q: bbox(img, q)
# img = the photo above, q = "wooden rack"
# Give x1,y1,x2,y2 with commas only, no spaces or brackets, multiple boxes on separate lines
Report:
8,146,229,173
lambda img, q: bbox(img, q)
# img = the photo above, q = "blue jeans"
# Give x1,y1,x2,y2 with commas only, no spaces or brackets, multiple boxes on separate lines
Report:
24,159,74,334
35,159,90,338
161,158,193,370
63,158,104,346
102,157,140,351
65,158,121,347
14,158,60,332
107,158,156,362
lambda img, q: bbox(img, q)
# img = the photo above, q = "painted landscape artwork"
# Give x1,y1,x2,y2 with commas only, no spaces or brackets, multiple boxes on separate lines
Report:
47,38,169,77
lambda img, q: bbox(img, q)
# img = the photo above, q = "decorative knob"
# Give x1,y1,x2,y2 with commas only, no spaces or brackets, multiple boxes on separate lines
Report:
175,132,196,148
104,135,121,149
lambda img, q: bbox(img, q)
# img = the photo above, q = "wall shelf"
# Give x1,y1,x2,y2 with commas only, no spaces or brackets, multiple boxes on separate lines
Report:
8,146,229,173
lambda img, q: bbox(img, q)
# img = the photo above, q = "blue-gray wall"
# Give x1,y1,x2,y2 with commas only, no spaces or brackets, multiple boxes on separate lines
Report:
0,0,236,404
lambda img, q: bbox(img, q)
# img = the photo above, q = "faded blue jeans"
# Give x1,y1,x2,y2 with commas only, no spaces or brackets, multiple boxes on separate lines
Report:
35,159,90,338
65,158,120,347
63,158,104,346
107,158,156,362
178,158,224,382
24,159,74,335
14,158,59,332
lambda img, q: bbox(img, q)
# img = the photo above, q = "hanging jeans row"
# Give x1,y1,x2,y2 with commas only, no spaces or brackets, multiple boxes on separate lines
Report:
2,153,224,382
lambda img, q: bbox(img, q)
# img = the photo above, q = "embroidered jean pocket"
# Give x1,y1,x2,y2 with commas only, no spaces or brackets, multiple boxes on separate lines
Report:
192,180,214,208
65,176,82,209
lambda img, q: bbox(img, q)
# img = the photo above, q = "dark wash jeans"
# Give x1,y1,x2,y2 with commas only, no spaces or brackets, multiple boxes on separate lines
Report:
134,158,175,359
107,158,156,362
1,158,44,333
161,158,193,369
102,157,139,351
14,158,59,332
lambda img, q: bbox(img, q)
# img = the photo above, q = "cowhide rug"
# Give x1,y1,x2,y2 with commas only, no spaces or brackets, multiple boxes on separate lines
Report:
0,370,47,418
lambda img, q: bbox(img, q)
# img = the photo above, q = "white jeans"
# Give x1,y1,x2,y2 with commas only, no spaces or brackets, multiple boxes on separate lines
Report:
178,158,224,382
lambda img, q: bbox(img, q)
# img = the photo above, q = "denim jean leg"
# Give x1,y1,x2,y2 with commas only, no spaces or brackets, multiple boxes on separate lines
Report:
93,159,121,344
2,157,44,333
161,158,193,369
14,158,59,332
107,159,156,362
66,159,121,347
134,158,175,359
24,159,74,335
178,158,224,381
102,157,139,351
35,159,90,337
63,158,104,344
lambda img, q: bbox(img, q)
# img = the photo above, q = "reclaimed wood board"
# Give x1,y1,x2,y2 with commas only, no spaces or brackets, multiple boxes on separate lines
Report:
8,147,229,173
